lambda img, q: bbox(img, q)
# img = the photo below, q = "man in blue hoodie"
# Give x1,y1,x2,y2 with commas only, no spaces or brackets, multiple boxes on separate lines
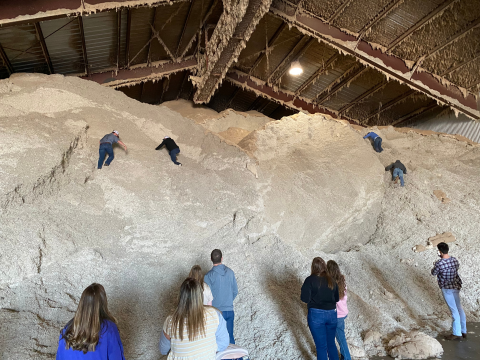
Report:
204,249,238,344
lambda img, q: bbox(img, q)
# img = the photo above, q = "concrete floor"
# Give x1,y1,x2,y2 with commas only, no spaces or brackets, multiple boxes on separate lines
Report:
372,323,480,360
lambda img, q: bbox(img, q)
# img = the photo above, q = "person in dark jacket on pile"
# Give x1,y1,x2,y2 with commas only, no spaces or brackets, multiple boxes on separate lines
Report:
363,131,383,152
155,136,181,166
385,160,407,187
301,257,339,360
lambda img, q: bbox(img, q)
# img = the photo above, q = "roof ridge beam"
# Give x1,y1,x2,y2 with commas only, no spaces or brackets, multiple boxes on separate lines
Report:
193,0,273,104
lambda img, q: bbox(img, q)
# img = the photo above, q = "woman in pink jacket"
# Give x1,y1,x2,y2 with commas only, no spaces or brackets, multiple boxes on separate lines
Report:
327,260,351,360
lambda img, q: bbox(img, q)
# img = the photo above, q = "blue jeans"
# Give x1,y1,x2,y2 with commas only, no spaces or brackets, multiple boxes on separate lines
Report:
336,316,351,360
392,168,404,186
98,143,114,169
442,289,466,336
373,137,383,152
169,148,180,165
222,311,235,344
308,308,339,360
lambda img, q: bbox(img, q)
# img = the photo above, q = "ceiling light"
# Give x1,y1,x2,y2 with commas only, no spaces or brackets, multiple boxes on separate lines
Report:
289,60,303,76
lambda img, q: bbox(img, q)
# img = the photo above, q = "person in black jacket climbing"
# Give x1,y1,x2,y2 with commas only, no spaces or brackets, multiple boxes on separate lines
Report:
385,160,407,187
155,136,181,166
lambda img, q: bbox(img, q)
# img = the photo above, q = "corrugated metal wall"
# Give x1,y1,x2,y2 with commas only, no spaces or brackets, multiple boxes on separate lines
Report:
411,110,480,144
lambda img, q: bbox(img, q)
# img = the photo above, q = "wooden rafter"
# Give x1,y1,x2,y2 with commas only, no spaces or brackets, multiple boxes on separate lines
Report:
116,10,121,70
338,80,388,115
328,0,354,23
180,0,218,59
387,0,456,51
34,23,53,74
249,22,287,75
316,66,367,105
392,102,438,126
159,77,170,103
364,89,415,122
358,0,403,37
267,35,313,84
295,53,339,96
0,43,13,74
77,17,89,76
125,9,132,68
441,51,480,77
176,0,195,58
424,17,480,61
223,87,241,110
146,8,158,65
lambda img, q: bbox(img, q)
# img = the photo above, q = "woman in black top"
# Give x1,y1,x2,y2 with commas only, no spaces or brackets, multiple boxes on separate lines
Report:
301,257,339,360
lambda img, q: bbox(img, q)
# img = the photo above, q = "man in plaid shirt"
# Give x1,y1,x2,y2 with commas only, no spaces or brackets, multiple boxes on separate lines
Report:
431,242,467,340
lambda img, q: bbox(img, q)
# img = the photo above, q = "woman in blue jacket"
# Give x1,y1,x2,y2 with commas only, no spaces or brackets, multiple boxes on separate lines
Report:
56,283,125,360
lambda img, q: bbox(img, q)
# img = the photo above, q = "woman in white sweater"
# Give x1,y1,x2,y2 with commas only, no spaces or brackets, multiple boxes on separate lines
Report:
189,265,214,305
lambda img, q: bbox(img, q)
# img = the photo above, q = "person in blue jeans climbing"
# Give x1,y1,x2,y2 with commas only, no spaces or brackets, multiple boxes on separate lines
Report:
327,260,351,360
98,130,127,169
301,257,339,360
204,249,238,344
431,242,467,341
385,160,407,187
155,136,182,166
363,132,383,152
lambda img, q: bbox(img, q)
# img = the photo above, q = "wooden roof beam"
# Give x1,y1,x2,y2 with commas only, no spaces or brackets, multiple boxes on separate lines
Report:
146,8,158,65
0,43,14,75
358,0,403,37
193,0,273,104
34,23,54,74
338,80,388,115
294,53,339,96
392,102,438,126
77,17,89,76
176,0,195,58
316,66,367,105
424,17,480,61
387,0,457,51
328,0,354,23
249,22,287,75
364,89,415,123
441,51,480,77
268,36,315,85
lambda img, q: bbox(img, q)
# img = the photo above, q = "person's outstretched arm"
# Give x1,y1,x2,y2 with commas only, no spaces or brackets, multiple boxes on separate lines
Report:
118,140,127,151
159,331,171,355
385,164,393,171
363,132,371,139
155,141,165,150
216,312,229,351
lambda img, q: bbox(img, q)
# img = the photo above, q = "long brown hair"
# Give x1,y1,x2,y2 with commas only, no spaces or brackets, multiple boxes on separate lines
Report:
327,260,346,299
169,278,206,341
311,257,335,289
62,283,117,353
189,265,205,290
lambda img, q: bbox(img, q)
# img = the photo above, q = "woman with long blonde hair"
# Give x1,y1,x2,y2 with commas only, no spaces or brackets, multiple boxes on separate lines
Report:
160,278,229,359
327,260,351,360
56,283,125,359
189,265,214,305
301,257,339,360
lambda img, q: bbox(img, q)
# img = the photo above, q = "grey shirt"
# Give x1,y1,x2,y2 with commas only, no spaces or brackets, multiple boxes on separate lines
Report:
100,133,120,145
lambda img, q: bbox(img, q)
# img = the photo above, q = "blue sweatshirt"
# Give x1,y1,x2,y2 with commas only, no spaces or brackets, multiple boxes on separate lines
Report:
56,320,125,360
204,264,238,312
363,132,379,140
